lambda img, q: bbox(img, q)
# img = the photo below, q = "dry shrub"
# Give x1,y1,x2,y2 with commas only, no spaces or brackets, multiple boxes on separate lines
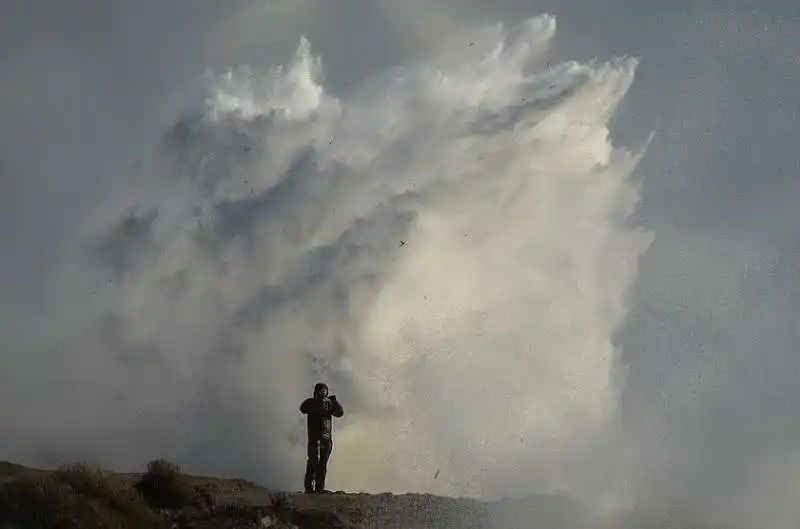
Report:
135,458,195,509
0,462,167,529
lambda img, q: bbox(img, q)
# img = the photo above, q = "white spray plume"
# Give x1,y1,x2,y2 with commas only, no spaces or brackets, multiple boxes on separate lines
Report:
14,14,653,504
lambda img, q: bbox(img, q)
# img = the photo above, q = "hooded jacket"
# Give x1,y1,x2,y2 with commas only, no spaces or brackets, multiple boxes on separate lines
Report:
300,396,344,441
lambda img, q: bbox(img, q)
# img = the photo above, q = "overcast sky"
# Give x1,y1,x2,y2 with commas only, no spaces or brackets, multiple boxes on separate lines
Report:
2,0,799,527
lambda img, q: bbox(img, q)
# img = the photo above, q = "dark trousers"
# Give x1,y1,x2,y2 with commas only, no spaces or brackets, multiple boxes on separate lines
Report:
304,438,333,492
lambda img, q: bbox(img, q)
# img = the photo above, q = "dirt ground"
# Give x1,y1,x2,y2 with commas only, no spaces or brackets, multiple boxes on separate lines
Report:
0,460,590,529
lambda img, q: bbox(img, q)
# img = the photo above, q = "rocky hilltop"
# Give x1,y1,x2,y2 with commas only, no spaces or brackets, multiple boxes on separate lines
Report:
0,460,736,528
0,459,590,529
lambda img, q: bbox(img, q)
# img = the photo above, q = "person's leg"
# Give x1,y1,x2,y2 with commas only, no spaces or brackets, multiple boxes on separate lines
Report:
315,439,333,492
304,439,319,493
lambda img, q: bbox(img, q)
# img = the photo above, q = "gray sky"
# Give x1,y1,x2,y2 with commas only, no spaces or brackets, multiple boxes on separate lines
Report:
2,0,799,527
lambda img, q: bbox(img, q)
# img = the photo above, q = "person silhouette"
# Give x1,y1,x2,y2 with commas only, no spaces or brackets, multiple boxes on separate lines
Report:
299,382,344,493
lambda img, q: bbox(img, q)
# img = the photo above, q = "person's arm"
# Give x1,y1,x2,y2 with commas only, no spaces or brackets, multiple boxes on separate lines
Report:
300,398,313,414
329,395,344,417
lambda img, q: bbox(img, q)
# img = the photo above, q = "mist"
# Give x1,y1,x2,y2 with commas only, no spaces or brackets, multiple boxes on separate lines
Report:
3,1,800,528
